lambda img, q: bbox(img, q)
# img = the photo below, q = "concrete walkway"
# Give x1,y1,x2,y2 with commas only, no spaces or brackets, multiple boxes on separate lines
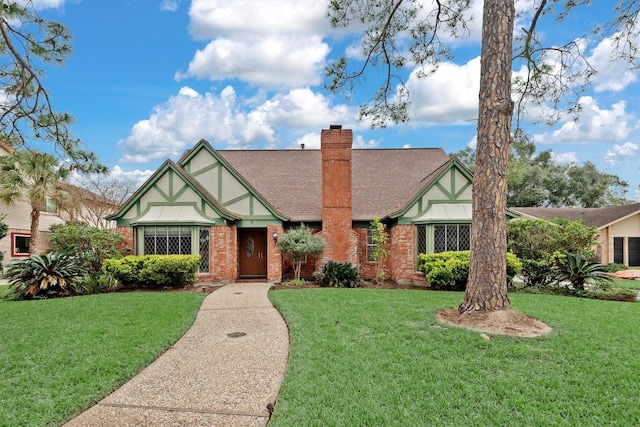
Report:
64,282,289,427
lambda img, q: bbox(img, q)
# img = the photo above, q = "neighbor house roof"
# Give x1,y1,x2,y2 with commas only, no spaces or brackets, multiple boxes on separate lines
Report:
511,203,640,228
218,148,451,222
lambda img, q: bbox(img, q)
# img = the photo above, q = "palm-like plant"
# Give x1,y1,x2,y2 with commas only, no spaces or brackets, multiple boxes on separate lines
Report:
0,150,70,255
552,252,614,290
3,252,86,299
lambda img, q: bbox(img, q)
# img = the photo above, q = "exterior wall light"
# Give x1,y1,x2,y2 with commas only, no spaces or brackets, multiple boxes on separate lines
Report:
272,230,278,244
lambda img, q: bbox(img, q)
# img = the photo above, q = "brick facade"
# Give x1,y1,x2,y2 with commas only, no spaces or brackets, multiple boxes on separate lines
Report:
319,126,358,268
388,224,420,285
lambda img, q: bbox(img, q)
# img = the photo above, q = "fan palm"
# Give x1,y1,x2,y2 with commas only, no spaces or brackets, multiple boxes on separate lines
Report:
0,150,70,255
553,252,614,290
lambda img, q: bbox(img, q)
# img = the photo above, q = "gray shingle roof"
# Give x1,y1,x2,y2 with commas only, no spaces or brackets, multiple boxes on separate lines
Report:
511,203,640,228
218,148,450,222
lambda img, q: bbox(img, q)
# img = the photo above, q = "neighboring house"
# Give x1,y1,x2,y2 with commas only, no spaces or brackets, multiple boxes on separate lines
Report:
0,140,65,262
108,125,475,284
511,204,640,267
0,141,116,265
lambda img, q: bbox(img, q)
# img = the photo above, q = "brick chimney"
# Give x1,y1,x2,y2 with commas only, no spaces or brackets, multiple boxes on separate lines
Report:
321,125,353,263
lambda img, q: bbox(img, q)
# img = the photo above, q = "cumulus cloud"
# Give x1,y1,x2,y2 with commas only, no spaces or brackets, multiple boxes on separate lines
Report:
178,0,332,88
589,35,639,92
407,57,480,124
117,86,353,163
603,142,639,164
352,135,381,149
534,96,637,144
176,36,330,88
551,152,578,165
188,0,330,39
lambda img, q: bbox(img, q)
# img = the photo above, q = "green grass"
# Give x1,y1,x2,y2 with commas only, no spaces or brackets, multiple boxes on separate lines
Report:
269,289,640,426
612,278,640,290
0,291,206,426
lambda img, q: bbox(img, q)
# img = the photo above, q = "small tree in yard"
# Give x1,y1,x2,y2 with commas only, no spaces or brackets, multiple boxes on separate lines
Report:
370,217,389,284
278,224,324,283
507,219,599,287
49,221,126,278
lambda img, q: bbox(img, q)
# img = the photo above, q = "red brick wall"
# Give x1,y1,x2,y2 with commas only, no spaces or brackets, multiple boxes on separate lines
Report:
388,224,417,283
116,226,134,254
210,225,237,280
320,127,356,266
268,224,283,281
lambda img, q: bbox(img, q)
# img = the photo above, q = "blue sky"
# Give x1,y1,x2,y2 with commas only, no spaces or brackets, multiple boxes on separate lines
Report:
27,0,640,201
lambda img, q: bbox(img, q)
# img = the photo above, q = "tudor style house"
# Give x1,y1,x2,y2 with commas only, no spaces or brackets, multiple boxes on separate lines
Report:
108,126,474,284
511,204,640,267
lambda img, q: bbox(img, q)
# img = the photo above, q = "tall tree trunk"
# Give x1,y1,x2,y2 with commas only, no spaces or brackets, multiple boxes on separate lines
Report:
29,206,40,256
459,0,515,313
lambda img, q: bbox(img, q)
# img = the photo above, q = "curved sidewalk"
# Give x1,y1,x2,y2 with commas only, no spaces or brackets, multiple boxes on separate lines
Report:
65,282,289,427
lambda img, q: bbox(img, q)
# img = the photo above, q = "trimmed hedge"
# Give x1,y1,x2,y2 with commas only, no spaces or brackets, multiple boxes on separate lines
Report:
417,251,522,290
103,255,201,288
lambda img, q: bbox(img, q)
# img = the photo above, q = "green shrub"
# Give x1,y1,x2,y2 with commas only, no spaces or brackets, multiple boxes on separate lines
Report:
49,221,126,277
103,255,201,288
507,218,599,287
3,253,86,300
417,251,522,290
71,273,118,295
552,252,614,291
602,263,628,273
317,260,360,288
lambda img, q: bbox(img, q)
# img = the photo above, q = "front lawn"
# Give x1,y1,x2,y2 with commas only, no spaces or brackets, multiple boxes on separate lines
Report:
612,277,640,290
269,289,640,426
0,291,206,426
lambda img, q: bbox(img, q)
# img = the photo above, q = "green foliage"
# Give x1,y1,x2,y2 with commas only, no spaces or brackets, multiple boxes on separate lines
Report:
278,224,325,281
370,217,389,284
3,252,86,300
0,214,8,241
552,252,614,291
0,2,105,172
71,273,118,295
452,137,631,207
417,251,522,290
318,260,360,288
103,255,201,288
603,263,628,273
507,218,599,287
49,221,126,277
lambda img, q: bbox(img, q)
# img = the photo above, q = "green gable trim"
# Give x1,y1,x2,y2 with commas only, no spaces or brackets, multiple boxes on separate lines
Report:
178,139,288,221
107,159,240,225
390,158,473,220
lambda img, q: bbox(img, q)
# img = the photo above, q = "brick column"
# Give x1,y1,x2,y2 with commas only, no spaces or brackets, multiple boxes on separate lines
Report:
320,125,353,266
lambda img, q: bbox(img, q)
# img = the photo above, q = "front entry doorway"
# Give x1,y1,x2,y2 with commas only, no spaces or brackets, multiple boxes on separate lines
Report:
238,228,267,278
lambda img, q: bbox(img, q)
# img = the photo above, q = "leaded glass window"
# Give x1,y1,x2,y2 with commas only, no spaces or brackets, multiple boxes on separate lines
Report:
143,226,192,255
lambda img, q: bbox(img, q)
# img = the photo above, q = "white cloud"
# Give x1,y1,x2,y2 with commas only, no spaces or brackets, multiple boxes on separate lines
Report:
407,57,480,123
291,132,320,149
176,36,330,88
188,0,330,39
352,135,381,149
117,86,353,163
551,152,578,165
589,35,638,92
110,166,155,187
603,142,639,164
178,0,332,88
535,96,637,144
160,0,179,12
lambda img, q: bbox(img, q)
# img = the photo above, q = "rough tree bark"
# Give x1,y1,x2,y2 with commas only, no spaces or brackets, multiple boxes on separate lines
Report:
459,0,515,313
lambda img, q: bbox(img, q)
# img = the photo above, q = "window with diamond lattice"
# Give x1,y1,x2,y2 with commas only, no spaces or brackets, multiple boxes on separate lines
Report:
199,227,210,273
434,224,471,252
417,225,427,255
144,226,192,255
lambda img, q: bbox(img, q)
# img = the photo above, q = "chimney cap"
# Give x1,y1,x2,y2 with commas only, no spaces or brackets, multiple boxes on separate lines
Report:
329,124,342,130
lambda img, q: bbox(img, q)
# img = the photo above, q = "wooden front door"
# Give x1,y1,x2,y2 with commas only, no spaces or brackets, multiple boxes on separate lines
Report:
238,229,267,277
